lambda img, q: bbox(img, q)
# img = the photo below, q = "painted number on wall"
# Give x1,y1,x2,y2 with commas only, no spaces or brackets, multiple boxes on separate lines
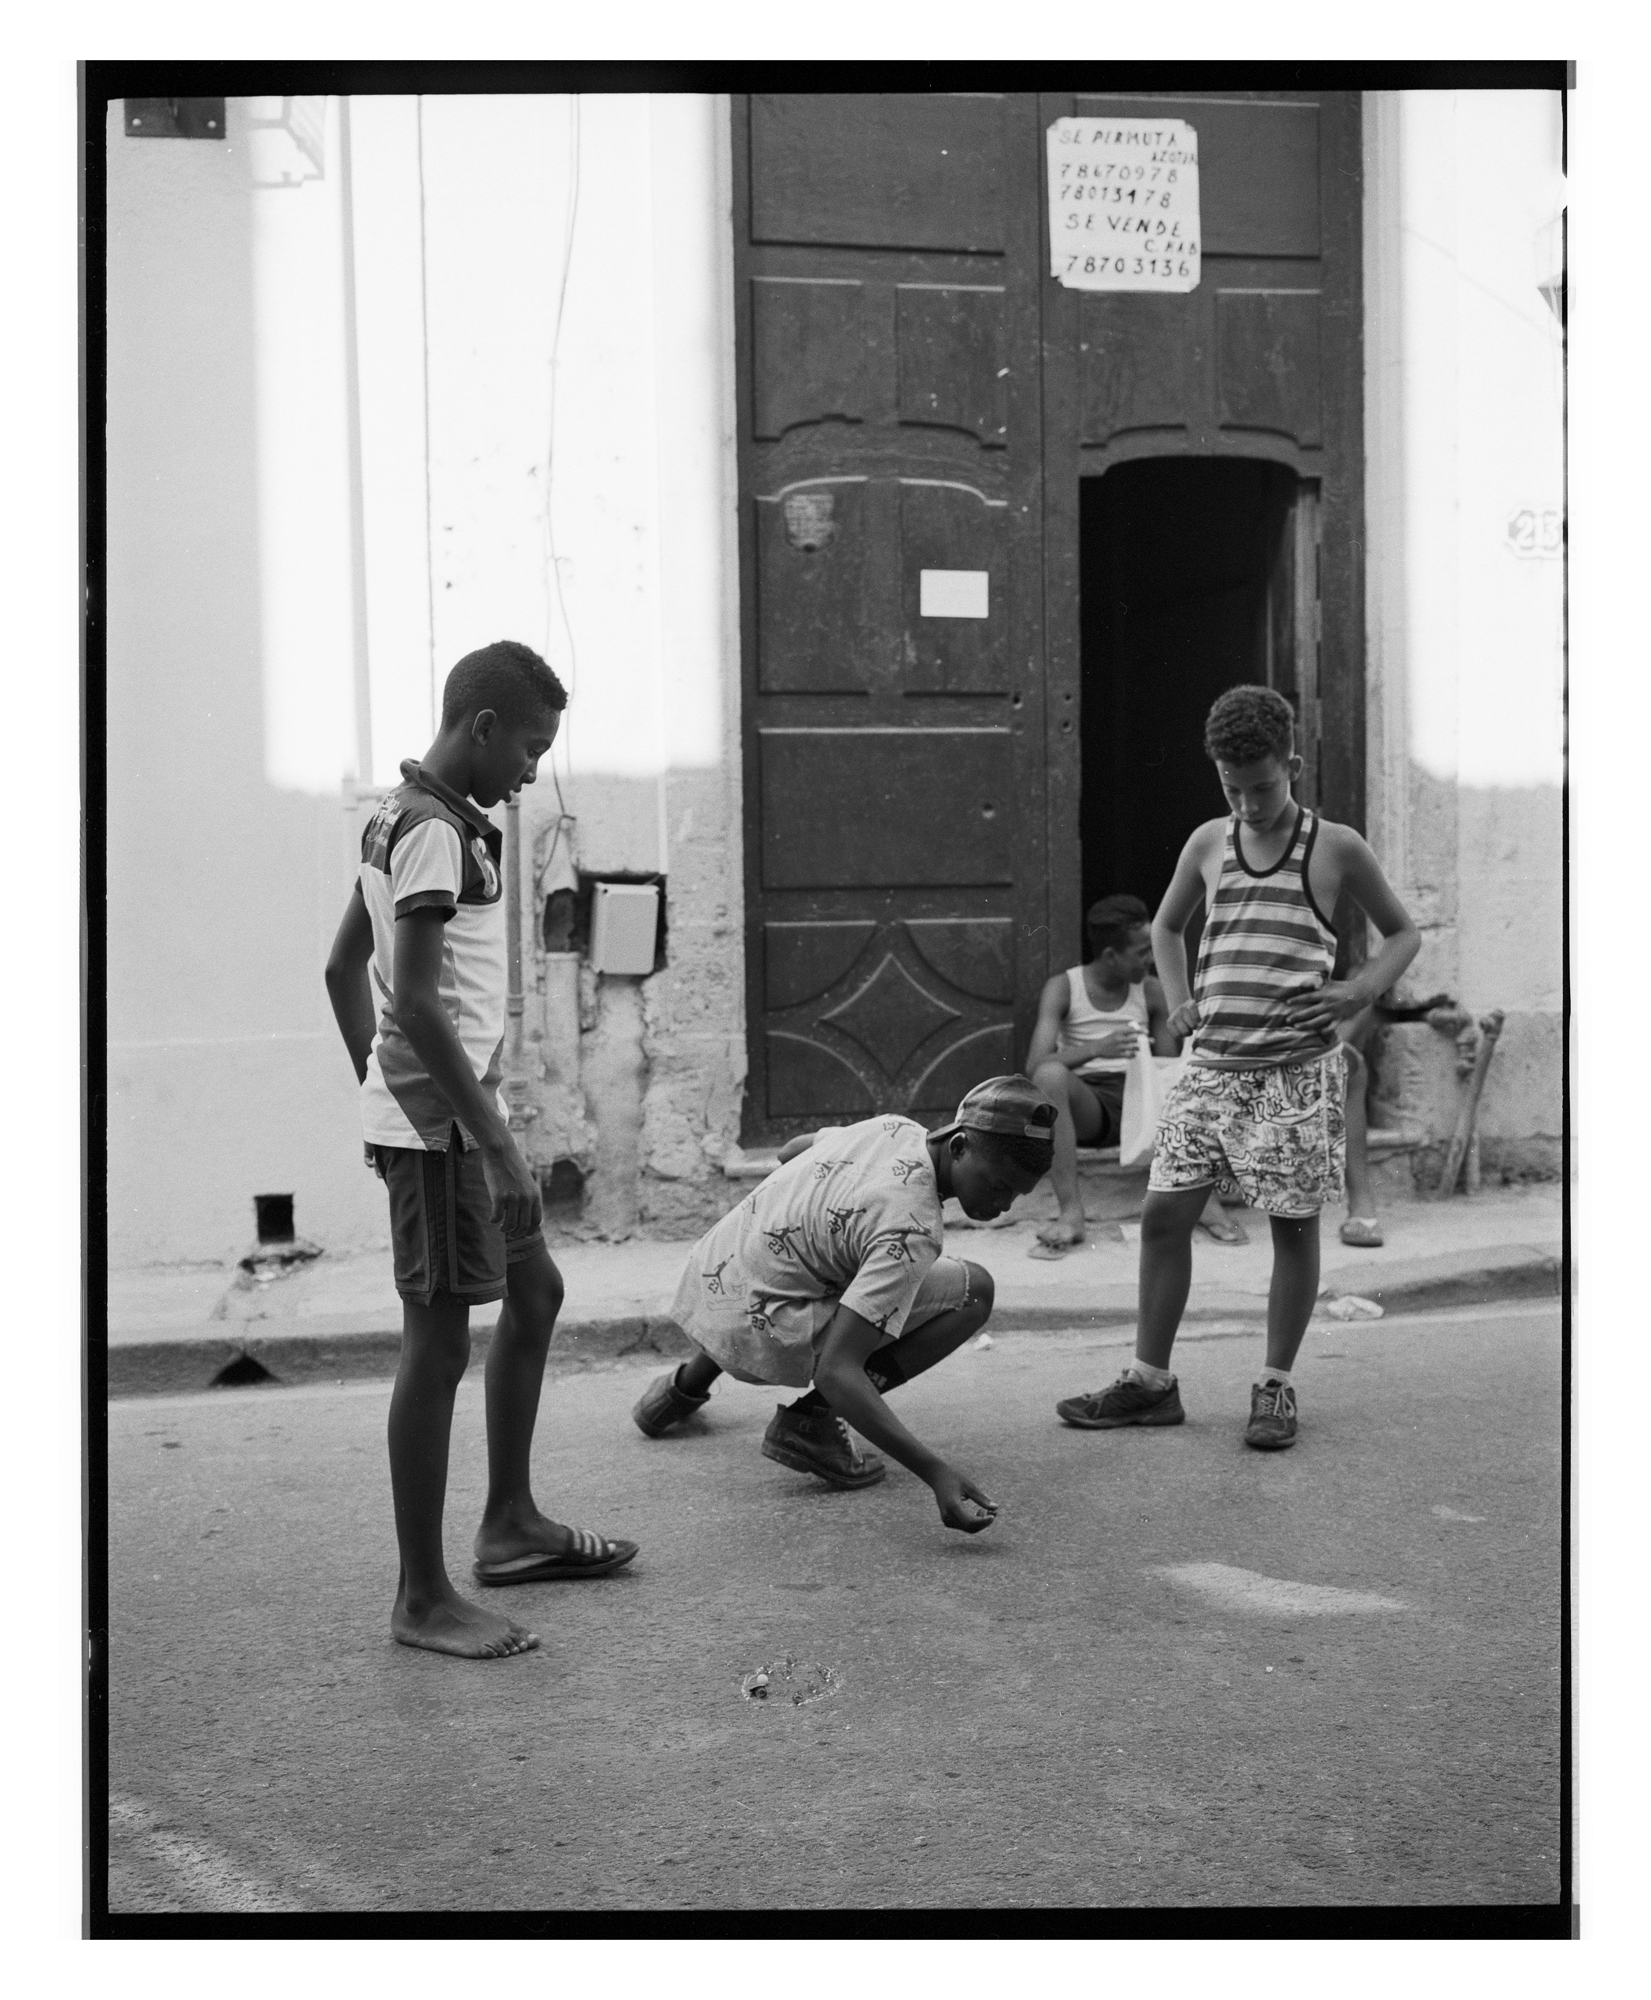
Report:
1504,508,1563,559
1047,117,1201,293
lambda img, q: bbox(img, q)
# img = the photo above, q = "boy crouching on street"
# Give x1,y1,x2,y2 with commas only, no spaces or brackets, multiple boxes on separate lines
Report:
1056,685,1419,1451
633,1078,1057,1534
325,640,636,1661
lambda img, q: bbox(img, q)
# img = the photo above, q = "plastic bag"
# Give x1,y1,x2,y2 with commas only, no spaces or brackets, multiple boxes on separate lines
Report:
1119,1041,1186,1167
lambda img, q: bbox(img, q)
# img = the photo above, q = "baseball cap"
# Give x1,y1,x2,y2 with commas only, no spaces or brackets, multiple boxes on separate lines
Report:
932,1075,1058,1144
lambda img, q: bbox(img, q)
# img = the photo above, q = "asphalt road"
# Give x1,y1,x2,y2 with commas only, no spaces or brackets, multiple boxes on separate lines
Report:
105,1302,1563,1915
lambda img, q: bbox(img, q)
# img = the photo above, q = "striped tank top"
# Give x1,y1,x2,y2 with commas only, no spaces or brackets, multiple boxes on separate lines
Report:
1191,806,1338,1068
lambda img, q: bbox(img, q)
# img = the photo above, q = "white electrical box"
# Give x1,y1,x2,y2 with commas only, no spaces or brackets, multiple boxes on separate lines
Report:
588,881,660,976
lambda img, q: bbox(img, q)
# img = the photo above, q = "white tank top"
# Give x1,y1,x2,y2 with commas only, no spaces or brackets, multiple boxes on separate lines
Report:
1054,966,1149,1076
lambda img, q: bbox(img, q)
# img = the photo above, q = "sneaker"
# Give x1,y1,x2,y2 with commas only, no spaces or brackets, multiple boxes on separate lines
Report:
632,1366,712,1438
1056,1373,1185,1429
1244,1380,1299,1450
761,1402,887,1489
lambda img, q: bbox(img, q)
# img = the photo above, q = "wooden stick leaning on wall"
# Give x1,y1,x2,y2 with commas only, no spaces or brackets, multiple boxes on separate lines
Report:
1434,1010,1506,1199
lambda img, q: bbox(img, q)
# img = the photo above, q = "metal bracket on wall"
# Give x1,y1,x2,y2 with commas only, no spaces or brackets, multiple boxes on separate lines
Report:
124,99,225,140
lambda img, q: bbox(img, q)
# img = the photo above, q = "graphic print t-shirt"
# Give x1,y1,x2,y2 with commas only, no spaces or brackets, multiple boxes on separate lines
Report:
357,760,507,1152
670,1116,945,1383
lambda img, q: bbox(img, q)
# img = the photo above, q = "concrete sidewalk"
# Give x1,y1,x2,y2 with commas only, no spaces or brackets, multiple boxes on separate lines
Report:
104,1180,1563,1397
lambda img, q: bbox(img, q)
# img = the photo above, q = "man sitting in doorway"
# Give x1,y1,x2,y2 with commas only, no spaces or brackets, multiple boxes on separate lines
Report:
1025,893,1243,1259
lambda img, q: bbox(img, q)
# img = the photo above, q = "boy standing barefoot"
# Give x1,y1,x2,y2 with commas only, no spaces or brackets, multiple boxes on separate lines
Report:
325,641,636,1659
1055,686,1419,1451
633,1079,1056,1534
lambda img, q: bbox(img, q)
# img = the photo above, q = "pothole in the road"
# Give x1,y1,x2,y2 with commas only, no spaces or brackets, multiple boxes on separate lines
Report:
740,1657,841,1707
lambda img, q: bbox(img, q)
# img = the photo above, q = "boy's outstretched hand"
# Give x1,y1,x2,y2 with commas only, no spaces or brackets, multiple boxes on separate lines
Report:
481,1134,543,1239
930,1465,999,1534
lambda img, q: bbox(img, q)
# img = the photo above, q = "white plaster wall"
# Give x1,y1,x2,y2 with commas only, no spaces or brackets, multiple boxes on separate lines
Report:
105,98,384,1268
345,94,735,805
348,93,744,1234
313,92,737,803
106,92,744,1268
1362,89,1565,1162
345,95,438,779
247,98,359,797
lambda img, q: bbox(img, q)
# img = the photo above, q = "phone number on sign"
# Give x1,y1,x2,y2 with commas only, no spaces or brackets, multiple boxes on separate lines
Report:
1057,160,1185,183
1059,184,1180,209
1064,254,1195,280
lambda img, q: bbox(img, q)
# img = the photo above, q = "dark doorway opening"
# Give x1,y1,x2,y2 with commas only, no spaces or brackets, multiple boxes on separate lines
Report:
1079,458,1307,935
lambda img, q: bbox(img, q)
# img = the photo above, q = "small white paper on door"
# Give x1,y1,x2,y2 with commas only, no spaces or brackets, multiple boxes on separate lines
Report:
920,569,989,619
1047,116,1201,292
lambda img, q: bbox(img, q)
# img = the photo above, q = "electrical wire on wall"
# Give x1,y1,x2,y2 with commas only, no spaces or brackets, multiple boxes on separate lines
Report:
541,93,582,834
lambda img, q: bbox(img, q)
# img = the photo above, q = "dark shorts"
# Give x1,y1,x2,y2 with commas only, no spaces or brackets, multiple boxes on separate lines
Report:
1073,1070,1125,1147
369,1127,542,1306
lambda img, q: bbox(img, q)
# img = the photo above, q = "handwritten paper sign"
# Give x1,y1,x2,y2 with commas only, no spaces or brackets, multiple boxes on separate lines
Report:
1047,117,1201,292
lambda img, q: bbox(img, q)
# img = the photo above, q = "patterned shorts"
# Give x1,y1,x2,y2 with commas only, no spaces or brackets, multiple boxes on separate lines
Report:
1147,1052,1347,1218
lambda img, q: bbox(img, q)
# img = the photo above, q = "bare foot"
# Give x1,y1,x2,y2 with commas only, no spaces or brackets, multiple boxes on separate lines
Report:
392,1584,539,1660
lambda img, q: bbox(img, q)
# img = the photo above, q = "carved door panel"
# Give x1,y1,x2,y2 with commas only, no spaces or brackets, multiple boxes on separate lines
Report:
733,93,1047,1140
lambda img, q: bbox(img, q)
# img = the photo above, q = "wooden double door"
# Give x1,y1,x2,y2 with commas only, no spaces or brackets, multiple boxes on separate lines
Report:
733,90,1363,1143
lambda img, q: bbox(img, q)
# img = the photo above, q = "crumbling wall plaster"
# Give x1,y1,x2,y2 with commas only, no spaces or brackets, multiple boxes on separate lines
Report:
637,767,747,1238
579,974,646,1240
1372,1011,1562,1191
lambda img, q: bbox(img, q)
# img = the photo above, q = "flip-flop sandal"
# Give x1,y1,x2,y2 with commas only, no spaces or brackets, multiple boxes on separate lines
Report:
1195,1215,1249,1245
1339,1216,1384,1248
1027,1236,1083,1260
473,1527,639,1586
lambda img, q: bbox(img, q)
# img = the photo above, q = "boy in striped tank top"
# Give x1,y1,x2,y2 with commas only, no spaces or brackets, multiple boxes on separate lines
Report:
1056,687,1419,1450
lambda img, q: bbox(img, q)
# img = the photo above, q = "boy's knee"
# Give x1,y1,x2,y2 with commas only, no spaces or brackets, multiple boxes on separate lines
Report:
964,1262,995,1315
1030,1058,1068,1097
508,1254,564,1329
1141,1194,1199,1246
405,1309,471,1385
